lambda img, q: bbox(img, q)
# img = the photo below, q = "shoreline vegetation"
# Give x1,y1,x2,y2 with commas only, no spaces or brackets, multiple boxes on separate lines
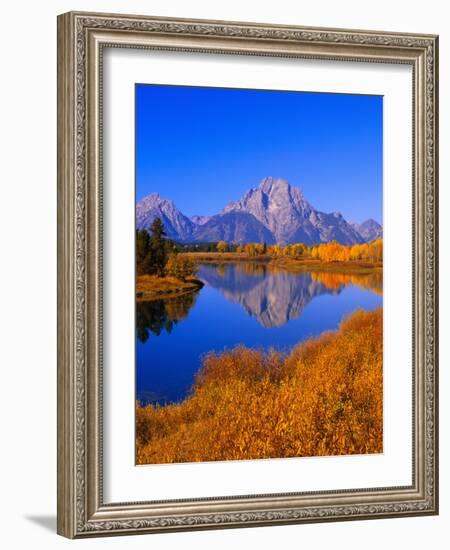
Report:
181,238,382,272
136,218,201,301
182,252,382,272
136,275,204,302
136,307,383,464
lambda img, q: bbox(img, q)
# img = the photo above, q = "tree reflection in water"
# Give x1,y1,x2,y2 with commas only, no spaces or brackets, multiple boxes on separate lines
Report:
310,270,383,295
136,291,198,343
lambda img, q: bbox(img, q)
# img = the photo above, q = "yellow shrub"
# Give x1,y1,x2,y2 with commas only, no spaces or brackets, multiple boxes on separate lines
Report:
136,308,383,464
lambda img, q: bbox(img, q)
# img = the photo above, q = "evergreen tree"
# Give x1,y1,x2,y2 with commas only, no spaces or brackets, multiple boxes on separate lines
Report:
150,217,166,242
136,219,169,276
149,217,167,276
136,229,153,275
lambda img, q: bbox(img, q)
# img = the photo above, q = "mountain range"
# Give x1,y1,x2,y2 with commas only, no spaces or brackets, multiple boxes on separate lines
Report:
136,177,382,245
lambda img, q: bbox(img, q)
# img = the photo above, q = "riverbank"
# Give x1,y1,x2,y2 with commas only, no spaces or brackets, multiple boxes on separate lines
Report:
182,252,382,274
136,307,383,464
272,256,382,275
136,274,204,302
182,252,271,263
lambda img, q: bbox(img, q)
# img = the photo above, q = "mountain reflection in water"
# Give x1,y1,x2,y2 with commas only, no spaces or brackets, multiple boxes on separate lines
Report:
197,263,382,328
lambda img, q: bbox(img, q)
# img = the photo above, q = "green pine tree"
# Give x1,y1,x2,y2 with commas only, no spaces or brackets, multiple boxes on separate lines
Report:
149,217,167,276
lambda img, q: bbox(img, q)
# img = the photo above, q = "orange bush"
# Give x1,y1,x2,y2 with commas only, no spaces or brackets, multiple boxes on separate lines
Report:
136,308,383,464
310,239,383,263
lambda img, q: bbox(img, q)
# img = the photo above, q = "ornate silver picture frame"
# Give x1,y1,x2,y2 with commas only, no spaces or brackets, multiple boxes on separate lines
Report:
57,11,438,538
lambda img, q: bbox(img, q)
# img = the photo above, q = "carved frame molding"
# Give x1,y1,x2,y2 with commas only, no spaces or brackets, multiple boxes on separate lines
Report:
57,11,438,538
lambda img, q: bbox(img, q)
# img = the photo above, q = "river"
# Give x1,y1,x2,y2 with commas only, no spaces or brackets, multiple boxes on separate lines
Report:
136,262,382,405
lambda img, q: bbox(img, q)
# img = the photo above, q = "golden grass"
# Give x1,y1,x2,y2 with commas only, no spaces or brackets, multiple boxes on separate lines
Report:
270,256,382,273
136,308,383,464
136,274,203,302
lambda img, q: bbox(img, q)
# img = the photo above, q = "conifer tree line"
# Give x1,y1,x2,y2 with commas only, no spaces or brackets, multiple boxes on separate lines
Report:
136,218,197,280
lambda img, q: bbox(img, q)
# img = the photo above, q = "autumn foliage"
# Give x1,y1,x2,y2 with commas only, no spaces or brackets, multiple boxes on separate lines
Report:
309,240,382,262
229,239,383,263
165,254,197,281
136,308,383,464
269,239,382,262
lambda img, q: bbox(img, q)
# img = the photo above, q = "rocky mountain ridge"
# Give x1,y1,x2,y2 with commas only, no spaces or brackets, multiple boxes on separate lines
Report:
136,177,382,245
351,218,383,242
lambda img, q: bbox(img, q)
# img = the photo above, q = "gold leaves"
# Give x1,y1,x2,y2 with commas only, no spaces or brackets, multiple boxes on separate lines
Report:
136,308,383,464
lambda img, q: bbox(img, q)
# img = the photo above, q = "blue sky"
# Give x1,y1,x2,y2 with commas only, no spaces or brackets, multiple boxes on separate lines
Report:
136,84,382,224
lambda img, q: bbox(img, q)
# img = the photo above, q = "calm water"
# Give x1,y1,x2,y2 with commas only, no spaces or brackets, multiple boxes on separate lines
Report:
136,263,382,405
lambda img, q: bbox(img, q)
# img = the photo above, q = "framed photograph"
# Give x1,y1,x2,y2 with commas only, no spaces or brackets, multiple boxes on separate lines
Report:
57,11,439,538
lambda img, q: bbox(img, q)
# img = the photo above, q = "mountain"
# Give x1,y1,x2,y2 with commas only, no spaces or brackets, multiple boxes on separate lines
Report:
222,177,364,245
190,215,211,226
136,178,380,245
352,219,383,242
192,212,275,244
136,193,195,241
